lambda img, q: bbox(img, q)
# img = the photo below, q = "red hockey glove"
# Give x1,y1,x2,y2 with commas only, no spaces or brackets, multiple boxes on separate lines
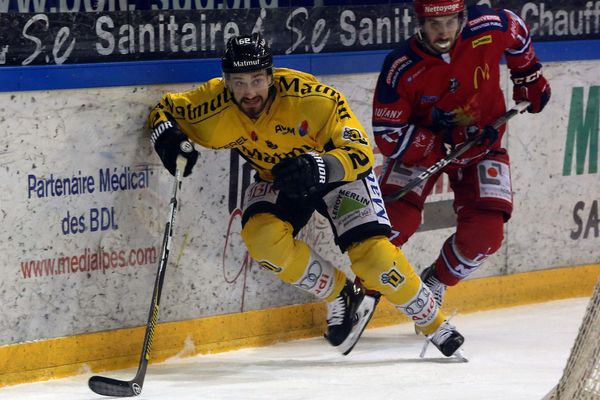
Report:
272,153,328,199
511,63,551,114
151,120,199,177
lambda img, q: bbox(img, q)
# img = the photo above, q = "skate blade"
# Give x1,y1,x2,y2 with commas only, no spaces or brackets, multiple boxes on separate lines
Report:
419,339,469,363
453,349,469,362
419,338,431,358
337,295,377,356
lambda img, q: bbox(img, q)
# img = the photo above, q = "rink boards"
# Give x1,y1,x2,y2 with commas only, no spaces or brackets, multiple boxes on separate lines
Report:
0,58,599,385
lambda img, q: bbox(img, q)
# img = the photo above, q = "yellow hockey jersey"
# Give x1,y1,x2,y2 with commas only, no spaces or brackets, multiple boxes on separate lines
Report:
148,68,374,182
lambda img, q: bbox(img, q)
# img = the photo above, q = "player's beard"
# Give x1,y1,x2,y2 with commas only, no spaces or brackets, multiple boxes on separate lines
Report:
240,95,268,119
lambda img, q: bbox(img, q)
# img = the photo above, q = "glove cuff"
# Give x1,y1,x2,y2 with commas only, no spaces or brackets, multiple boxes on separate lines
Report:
510,63,542,84
305,152,328,185
151,120,176,147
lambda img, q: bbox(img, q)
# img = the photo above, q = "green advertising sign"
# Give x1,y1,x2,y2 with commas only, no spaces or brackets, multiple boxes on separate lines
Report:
563,86,599,176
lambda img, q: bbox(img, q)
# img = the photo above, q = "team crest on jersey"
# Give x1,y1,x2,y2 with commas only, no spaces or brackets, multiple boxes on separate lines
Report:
298,120,309,137
342,127,368,145
448,78,460,93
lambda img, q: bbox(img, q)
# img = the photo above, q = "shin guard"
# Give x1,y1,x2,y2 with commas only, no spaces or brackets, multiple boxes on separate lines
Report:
348,236,445,334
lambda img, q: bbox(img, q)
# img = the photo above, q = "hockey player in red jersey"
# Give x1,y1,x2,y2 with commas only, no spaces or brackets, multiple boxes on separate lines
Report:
372,0,550,306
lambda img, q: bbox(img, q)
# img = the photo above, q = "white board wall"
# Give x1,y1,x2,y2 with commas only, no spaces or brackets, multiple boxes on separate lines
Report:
0,60,597,345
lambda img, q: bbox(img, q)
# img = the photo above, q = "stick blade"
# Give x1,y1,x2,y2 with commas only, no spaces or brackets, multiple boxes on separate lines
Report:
88,375,142,397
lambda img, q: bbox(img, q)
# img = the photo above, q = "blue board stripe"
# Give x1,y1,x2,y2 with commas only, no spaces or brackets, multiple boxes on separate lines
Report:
1,39,599,92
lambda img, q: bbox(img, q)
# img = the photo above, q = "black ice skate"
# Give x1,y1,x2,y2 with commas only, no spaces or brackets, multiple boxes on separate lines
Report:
325,279,378,355
353,276,382,299
421,264,448,308
420,320,467,361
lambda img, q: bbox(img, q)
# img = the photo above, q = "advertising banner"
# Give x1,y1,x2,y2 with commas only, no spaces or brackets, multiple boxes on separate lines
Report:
506,63,600,273
0,0,284,13
0,85,330,345
1,1,599,66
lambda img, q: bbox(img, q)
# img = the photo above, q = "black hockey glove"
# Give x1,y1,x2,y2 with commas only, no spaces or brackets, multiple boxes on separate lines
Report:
272,152,328,199
151,120,198,177
476,125,499,147
430,106,458,132
445,125,499,148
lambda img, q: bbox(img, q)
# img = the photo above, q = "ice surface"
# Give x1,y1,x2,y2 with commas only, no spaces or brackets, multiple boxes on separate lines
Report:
0,298,589,400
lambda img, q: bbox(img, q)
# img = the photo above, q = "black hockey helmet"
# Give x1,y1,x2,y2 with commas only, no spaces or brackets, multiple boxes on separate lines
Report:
221,33,273,74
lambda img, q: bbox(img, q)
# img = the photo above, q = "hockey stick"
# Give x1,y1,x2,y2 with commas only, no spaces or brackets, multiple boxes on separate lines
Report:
382,101,530,202
88,155,188,397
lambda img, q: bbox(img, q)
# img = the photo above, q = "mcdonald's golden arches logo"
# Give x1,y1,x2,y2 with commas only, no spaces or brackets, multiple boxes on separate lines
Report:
473,63,490,90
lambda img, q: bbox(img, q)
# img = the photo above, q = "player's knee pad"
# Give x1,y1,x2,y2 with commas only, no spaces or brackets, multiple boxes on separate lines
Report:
241,213,344,300
349,236,445,333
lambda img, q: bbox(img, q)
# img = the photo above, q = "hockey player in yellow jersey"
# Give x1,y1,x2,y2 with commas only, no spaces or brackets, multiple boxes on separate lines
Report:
149,33,464,357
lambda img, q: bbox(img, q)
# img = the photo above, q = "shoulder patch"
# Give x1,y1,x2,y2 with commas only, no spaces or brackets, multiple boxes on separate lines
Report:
468,14,502,28
472,34,493,48
382,41,422,89
462,5,508,38
341,126,369,146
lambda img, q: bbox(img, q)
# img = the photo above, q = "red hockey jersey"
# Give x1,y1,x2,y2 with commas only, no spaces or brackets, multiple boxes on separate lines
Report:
372,5,540,167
